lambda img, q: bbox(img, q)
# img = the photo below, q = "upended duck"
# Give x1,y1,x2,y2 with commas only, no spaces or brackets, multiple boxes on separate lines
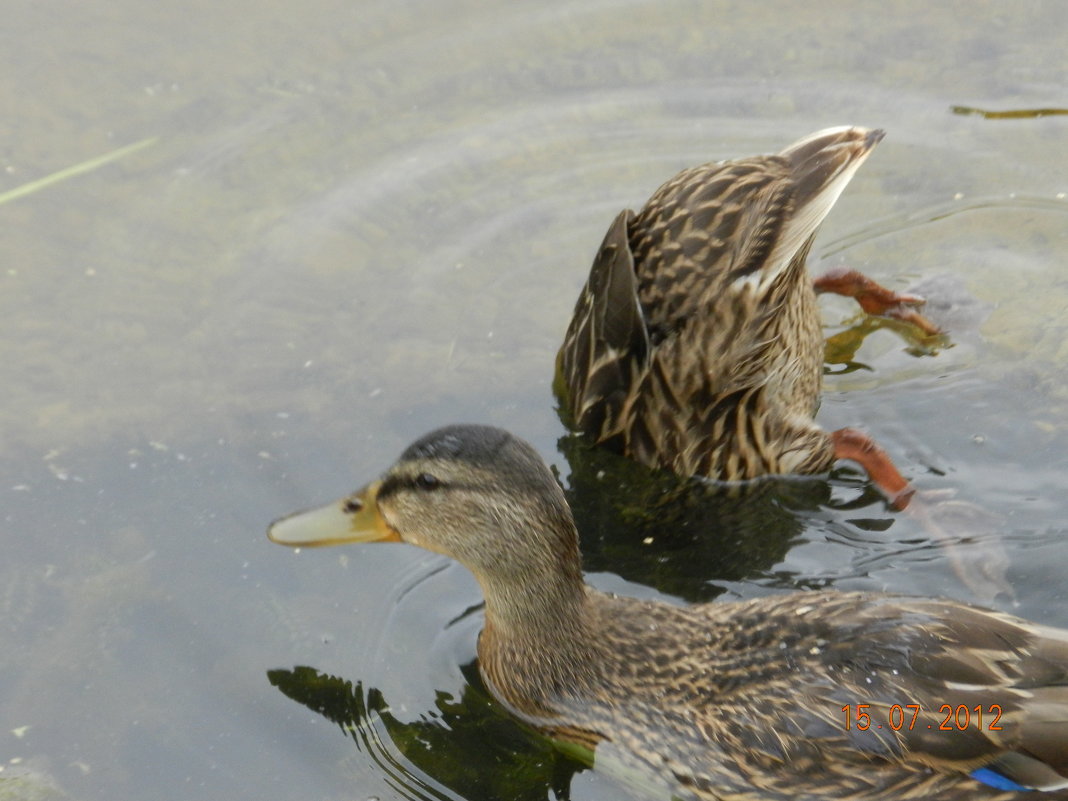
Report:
556,127,939,506
269,425,1068,800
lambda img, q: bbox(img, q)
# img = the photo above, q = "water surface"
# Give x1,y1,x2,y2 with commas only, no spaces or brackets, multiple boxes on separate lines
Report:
2,1,1066,799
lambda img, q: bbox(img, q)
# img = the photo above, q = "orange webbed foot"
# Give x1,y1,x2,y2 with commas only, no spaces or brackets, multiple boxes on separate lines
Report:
815,267,942,336
830,427,914,510
830,427,1011,602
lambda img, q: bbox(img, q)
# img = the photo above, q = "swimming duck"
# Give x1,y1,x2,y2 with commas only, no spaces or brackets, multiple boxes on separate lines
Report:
269,424,1068,800
556,127,939,506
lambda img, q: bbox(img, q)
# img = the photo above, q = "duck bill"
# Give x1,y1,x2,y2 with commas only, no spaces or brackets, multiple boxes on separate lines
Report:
267,481,401,547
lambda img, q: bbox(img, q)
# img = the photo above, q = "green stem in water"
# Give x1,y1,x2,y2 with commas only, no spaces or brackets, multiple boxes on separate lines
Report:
0,136,159,206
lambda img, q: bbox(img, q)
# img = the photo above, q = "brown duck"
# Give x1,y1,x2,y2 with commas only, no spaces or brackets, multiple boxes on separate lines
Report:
269,424,1068,800
556,127,939,506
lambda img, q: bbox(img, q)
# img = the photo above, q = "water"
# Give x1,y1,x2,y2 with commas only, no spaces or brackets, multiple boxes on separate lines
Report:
2,1,1066,799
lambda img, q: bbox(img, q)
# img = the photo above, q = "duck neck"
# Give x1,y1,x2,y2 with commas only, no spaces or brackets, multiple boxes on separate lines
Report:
480,564,589,647
474,537,599,694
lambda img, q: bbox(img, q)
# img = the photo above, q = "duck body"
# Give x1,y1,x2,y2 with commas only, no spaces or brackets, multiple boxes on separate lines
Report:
557,127,930,495
485,585,1068,800
269,425,1068,800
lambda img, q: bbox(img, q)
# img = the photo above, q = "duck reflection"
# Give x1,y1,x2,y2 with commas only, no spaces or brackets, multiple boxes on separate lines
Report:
556,431,853,603
268,663,585,801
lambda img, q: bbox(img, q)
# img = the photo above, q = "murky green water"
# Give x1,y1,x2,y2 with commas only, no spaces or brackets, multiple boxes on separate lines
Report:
2,1,1066,799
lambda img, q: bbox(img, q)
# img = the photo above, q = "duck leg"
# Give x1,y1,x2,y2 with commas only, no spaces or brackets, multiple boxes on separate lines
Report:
814,267,941,335
831,428,1012,602
829,428,914,509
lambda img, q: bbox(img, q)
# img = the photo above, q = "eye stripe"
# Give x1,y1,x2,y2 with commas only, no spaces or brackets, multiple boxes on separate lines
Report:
376,474,406,501
377,474,489,501
377,472,445,500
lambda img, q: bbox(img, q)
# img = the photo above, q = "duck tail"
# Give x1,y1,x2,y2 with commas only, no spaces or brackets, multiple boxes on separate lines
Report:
980,692,1068,792
733,126,883,295
779,125,885,212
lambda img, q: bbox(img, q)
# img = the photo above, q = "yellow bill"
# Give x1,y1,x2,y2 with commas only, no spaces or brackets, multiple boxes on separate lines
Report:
267,480,400,547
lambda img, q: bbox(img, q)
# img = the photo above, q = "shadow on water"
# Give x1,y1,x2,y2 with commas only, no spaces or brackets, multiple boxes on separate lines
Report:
556,432,843,602
268,663,585,801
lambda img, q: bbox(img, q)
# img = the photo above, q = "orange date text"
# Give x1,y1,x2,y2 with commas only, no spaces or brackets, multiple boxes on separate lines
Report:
840,703,1003,732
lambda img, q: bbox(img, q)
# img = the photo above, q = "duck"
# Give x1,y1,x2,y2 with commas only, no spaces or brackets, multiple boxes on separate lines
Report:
555,126,940,506
269,424,1068,800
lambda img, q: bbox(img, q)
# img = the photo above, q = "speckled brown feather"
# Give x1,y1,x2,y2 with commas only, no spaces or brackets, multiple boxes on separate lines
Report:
478,585,1068,800
558,127,887,480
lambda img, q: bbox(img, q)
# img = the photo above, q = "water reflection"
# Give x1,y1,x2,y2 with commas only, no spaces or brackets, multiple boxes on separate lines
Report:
558,432,834,602
269,664,583,801
823,315,949,371
560,424,1014,605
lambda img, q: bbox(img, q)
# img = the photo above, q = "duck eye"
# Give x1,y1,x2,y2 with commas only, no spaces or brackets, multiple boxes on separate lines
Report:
415,472,440,490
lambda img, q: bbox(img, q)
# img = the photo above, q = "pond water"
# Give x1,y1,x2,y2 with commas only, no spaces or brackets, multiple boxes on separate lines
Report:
2,1,1066,799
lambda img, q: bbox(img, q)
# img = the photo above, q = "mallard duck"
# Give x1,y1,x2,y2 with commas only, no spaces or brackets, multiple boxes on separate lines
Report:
269,424,1068,800
556,127,939,506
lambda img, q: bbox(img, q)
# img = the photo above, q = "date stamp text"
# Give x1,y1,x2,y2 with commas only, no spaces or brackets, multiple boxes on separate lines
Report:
841,703,1003,732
